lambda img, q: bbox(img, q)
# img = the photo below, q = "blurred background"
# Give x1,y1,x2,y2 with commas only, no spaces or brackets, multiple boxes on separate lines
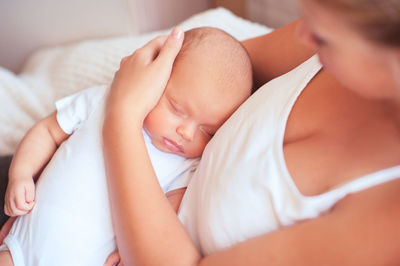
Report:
0,0,299,73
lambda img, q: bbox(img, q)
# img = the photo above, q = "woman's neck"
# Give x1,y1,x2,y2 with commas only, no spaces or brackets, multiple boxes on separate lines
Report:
383,99,400,133
394,103,400,128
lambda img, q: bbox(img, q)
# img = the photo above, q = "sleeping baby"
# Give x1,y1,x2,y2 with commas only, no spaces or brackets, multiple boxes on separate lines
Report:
0,27,252,265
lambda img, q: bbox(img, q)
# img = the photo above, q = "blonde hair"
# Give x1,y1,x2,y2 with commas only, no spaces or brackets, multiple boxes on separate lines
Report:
313,0,400,47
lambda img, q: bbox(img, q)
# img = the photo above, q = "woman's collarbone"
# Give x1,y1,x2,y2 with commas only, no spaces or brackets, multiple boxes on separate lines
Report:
283,121,400,196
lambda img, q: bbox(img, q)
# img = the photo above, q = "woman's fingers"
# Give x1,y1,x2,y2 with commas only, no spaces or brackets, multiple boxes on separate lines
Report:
156,27,184,68
120,36,168,67
135,26,184,67
15,187,31,211
103,250,121,266
106,27,184,122
138,35,169,64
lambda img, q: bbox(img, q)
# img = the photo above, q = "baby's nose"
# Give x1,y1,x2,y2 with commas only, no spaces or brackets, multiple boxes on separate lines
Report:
177,124,195,142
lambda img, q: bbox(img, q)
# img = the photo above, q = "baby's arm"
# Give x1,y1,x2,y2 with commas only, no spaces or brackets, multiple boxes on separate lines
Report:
4,112,69,217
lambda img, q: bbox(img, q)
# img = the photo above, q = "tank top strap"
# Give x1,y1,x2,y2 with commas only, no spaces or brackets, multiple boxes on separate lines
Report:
334,166,400,194
307,166,400,209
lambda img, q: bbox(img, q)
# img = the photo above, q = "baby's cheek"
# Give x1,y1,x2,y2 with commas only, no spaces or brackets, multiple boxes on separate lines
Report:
184,139,203,158
198,138,210,153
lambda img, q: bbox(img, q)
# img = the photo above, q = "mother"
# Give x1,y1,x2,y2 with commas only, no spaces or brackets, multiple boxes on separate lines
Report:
103,0,399,265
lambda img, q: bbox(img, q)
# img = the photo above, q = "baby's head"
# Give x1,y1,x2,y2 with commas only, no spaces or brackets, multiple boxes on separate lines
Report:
144,27,252,158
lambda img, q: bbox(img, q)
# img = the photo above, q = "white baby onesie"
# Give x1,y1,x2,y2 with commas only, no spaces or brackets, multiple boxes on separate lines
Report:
2,85,198,266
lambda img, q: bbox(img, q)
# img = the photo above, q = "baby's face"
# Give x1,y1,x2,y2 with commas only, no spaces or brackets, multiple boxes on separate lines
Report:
143,55,248,158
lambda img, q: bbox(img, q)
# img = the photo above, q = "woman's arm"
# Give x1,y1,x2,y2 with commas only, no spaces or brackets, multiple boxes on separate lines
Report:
104,117,200,266
104,28,400,266
103,28,201,266
106,117,400,266
105,127,400,266
242,19,315,88
103,187,187,266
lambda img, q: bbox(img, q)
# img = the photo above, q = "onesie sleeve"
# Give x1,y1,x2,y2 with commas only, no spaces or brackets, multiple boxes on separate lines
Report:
167,158,199,192
55,85,108,134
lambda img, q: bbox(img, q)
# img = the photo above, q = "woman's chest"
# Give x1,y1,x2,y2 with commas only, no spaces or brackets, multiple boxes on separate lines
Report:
283,72,400,196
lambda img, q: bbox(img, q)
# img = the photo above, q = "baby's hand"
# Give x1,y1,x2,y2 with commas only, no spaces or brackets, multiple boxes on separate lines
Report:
4,177,35,217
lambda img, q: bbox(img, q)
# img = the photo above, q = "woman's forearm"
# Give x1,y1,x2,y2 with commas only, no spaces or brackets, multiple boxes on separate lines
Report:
242,19,315,88
103,113,201,266
102,28,195,265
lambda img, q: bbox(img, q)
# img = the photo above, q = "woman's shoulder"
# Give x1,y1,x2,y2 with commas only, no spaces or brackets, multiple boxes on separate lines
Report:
332,177,400,232
308,178,400,265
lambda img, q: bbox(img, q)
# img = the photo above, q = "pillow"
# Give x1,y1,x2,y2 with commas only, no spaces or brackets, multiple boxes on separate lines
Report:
0,8,271,155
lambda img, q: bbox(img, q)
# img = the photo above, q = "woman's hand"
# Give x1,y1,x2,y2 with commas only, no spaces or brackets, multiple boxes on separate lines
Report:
106,27,184,125
103,250,123,266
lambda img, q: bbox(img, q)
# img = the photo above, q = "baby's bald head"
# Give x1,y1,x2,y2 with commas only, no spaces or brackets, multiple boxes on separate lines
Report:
173,27,253,100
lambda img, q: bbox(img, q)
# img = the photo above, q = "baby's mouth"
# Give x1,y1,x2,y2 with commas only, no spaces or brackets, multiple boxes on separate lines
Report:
163,137,184,153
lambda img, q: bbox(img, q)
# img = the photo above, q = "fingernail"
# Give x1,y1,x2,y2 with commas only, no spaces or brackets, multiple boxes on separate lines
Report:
171,27,182,39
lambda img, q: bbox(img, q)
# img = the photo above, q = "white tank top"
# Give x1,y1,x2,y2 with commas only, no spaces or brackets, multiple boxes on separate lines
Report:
178,55,400,255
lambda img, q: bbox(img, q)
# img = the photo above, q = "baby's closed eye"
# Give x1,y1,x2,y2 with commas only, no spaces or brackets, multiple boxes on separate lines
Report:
168,99,186,116
199,126,215,137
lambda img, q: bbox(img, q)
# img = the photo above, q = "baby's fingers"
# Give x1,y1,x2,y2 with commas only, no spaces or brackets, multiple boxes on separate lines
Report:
13,186,34,212
4,193,15,216
5,199,28,216
7,207,27,217
4,202,11,216
25,182,35,204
